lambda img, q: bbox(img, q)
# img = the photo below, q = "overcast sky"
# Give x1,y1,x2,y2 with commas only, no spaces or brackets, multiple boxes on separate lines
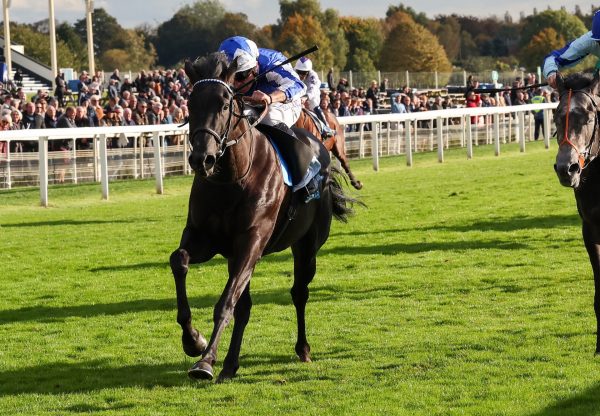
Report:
6,0,600,28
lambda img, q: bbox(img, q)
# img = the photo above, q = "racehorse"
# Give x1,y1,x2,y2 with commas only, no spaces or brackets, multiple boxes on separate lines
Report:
295,103,363,190
169,52,358,382
553,71,600,353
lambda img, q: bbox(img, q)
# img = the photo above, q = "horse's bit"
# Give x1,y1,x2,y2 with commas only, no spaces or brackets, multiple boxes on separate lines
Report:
559,88,600,170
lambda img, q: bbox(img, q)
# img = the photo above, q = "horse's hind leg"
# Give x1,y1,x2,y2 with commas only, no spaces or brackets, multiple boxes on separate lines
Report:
582,222,600,354
218,284,252,382
332,141,363,190
291,239,318,362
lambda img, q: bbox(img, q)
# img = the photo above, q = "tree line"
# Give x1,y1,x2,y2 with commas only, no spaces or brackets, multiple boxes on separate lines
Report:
1,0,597,75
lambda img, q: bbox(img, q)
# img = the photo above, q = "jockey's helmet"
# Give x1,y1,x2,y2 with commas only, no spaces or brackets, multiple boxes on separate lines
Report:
592,10,600,40
218,36,259,73
295,57,313,72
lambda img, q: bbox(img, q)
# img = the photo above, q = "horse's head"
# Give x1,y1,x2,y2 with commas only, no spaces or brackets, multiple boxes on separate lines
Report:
184,53,239,176
554,71,600,188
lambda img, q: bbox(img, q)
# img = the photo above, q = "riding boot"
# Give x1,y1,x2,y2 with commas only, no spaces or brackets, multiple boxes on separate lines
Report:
270,122,314,186
314,107,335,138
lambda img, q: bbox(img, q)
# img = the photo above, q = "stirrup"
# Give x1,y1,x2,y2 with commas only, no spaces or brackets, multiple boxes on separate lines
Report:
303,175,322,203
305,190,320,203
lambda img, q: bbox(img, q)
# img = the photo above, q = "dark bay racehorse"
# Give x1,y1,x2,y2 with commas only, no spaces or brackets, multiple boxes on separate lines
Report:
169,52,357,381
295,108,363,190
554,71,600,353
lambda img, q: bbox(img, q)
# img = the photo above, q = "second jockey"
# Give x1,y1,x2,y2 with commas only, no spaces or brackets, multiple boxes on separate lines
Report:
294,57,336,139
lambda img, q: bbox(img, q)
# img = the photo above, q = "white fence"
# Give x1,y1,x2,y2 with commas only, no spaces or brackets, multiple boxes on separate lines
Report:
0,103,558,206
336,102,558,170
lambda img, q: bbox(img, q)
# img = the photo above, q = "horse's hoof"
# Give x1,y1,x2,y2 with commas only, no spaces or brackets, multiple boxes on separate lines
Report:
299,354,312,363
352,180,363,190
182,329,208,357
296,345,312,362
216,370,237,383
188,361,214,381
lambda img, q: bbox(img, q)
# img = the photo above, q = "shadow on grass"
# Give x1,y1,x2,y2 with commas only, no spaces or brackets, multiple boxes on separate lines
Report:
0,349,346,395
319,239,528,256
528,382,600,416
89,258,227,272
0,359,203,396
0,282,379,326
333,214,580,237
1,219,134,228
0,285,338,325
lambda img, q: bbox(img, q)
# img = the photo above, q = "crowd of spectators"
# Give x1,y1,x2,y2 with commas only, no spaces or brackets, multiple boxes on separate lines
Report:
321,72,556,118
0,67,192,154
0,67,556,156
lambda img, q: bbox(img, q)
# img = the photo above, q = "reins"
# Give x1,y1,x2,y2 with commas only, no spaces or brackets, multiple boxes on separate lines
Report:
558,88,600,170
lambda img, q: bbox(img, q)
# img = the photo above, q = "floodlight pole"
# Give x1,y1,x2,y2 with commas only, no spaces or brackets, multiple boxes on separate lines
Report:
48,0,57,89
2,0,11,78
85,0,95,75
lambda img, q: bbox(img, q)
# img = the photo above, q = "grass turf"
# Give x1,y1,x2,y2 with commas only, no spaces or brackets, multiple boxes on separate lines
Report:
1,140,599,415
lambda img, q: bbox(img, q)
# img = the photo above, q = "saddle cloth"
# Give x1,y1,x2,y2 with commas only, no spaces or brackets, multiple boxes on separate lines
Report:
267,136,321,191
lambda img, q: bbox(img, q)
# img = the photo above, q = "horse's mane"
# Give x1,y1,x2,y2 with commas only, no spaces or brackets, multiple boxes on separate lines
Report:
563,72,595,91
190,52,234,82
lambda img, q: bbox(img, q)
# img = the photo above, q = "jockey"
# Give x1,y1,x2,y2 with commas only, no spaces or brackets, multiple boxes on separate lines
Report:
294,57,335,138
218,36,321,202
543,10,600,89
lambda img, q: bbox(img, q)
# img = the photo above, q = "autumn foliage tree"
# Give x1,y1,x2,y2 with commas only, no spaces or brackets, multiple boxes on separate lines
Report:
520,9,586,49
100,29,157,72
379,12,451,72
276,13,333,70
339,17,384,72
519,27,565,71
275,0,346,71
4,22,80,70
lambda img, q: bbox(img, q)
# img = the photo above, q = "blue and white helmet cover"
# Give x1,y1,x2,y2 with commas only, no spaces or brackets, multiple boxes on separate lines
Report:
218,36,259,72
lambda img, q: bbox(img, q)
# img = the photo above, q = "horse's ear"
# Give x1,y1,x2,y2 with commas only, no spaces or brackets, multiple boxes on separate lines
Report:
555,72,565,94
224,56,239,84
184,59,198,85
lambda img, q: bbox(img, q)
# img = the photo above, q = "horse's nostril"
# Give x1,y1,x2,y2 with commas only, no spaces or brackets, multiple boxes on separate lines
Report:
553,163,558,172
568,163,581,175
204,155,216,170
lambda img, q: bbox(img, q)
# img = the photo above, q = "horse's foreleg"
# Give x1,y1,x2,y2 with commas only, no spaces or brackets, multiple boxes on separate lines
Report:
188,240,262,381
582,222,600,354
170,247,207,357
218,284,252,382
291,241,317,362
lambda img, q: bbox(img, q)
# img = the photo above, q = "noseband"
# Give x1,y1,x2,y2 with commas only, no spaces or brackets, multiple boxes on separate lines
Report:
559,88,600,170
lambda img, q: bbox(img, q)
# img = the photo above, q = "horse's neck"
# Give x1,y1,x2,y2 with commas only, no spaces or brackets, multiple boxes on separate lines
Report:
324,111,342,134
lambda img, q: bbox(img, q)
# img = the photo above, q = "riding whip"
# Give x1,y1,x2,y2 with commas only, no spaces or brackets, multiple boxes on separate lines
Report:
235,45,319,93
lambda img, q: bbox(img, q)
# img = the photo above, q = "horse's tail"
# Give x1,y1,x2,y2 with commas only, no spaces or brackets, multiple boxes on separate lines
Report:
328,167,365,222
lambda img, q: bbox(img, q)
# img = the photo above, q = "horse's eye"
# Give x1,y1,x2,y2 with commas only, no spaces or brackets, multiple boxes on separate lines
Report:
222,104,229,111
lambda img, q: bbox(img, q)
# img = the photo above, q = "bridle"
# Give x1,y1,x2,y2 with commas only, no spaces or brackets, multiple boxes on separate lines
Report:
558,88,600,170
189,78,267,159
